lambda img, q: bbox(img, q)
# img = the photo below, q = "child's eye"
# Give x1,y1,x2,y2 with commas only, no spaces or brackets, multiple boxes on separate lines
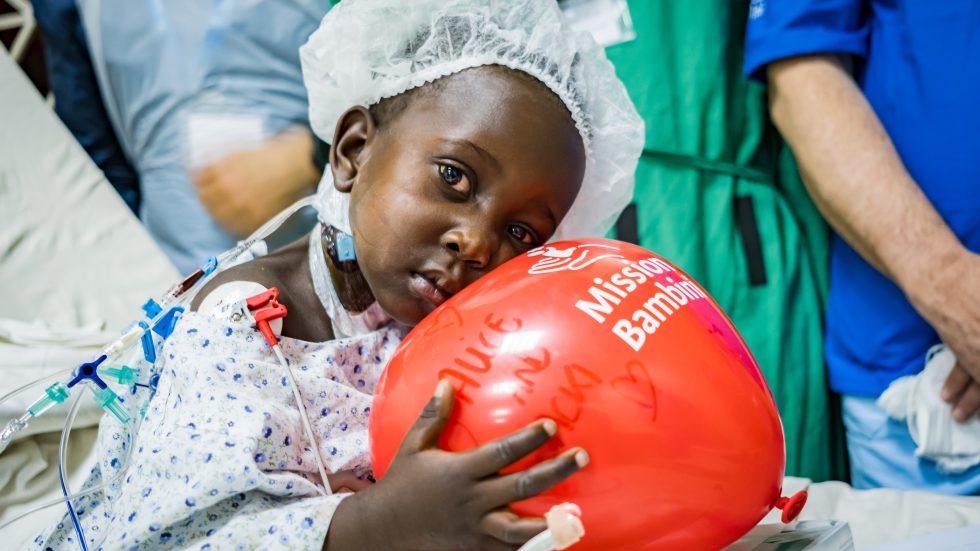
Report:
439,164,464,186
507,224,538,246
436,163,472,197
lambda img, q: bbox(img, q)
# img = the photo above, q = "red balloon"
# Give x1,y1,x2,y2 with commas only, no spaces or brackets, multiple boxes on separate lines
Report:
370,239,785,550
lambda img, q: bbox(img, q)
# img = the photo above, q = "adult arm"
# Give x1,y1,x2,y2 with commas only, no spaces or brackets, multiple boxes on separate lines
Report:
194,128,322,238
767,54,980,420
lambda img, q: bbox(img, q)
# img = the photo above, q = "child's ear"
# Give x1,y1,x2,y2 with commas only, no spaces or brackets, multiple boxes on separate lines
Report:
329,106,377,193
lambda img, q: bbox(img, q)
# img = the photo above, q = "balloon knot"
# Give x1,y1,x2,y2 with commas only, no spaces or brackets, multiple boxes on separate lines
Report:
774,489,808,523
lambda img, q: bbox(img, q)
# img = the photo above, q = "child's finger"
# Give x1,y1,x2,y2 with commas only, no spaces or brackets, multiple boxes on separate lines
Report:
481,448,588,506
399,379,455,453
464,419,558,477
480,509,547,546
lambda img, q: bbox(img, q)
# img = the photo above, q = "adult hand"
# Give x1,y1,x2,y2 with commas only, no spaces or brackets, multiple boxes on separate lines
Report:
193,129,321,237
941,365,980,422
324,380,588,551
914,251,980,421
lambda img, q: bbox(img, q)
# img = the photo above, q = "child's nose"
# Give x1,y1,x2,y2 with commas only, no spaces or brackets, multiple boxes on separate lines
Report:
441,227,498,269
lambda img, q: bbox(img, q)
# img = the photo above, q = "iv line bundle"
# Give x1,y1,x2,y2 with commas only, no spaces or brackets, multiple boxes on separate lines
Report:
0,197,318,550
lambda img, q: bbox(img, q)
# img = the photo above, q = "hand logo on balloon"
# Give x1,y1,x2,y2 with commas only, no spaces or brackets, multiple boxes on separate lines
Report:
527,243,624,274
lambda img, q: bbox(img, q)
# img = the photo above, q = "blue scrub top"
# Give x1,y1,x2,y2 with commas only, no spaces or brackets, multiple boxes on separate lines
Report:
744,0,980,397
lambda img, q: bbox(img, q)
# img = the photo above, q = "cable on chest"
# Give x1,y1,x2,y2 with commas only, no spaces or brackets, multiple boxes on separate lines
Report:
244,287,333,495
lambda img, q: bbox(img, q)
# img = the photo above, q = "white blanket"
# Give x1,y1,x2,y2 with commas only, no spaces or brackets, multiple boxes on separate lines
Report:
878,345,980,473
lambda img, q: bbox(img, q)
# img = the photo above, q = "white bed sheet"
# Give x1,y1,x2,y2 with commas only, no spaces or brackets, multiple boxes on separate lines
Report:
0,49,179,329
789,477,980,549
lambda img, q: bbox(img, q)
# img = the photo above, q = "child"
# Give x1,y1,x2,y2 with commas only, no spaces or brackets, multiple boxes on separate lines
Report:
34,1,642,549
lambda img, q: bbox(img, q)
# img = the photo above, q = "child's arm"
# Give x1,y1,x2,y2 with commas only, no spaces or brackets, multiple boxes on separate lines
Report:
324,380,587,551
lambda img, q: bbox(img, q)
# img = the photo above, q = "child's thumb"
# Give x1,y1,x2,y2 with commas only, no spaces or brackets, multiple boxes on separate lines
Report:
401,379,455,453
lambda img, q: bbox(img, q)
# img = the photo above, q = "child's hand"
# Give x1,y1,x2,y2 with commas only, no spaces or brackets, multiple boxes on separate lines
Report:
326,470,373,493
325,380,588,551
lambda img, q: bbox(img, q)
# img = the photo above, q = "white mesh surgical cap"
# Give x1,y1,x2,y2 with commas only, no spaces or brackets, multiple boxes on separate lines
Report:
300,0,644,241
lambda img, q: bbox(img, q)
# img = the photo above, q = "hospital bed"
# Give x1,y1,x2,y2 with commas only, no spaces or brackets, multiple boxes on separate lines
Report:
1,48,979,550
0,46,178,545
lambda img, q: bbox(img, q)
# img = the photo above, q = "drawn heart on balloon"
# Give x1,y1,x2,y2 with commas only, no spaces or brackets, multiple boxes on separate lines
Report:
611,361,657,421
423,306,465,337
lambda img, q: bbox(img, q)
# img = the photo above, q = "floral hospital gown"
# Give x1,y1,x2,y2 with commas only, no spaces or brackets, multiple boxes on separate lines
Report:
32,306,405,550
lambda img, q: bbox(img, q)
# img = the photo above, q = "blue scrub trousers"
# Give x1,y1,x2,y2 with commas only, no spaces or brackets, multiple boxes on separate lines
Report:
842,396,980,494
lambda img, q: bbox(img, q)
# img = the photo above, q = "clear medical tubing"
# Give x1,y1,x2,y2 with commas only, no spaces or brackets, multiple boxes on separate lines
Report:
0,195,318,533
0,407,137,533
271,343,332,495
59,393,89,551
0,195,318,434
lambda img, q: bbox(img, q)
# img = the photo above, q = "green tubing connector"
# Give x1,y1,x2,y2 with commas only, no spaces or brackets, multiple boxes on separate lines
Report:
100,365,139,386
27,382,70,417
91,386,131,425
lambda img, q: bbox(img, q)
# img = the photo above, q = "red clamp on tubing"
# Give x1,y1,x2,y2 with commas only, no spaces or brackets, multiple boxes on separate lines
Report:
774,489,808,523
245,288,288,347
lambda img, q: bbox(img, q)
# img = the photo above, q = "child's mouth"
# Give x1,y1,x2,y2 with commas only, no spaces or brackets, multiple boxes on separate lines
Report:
410,272,452,307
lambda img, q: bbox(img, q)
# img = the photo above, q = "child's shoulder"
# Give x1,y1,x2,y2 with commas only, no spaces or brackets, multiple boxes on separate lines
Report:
192,234,314,312
191,257,284,312
191,236,335,341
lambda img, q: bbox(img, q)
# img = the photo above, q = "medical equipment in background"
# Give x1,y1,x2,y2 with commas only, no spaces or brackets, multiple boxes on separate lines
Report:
0,195,323,550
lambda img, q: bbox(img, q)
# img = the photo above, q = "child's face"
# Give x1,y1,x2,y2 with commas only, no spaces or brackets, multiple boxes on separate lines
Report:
331,66,585,325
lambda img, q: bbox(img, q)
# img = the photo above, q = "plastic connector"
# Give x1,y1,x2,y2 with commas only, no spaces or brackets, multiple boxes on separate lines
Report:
104,323,145,358
101,365,139,386
245,288,288,347
142,299,163,319
336,232,357,261
67,355,108,389
140,321,156,363
152,306,185,339
91,387,130,425
27,382,70,417
202,256,218,276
